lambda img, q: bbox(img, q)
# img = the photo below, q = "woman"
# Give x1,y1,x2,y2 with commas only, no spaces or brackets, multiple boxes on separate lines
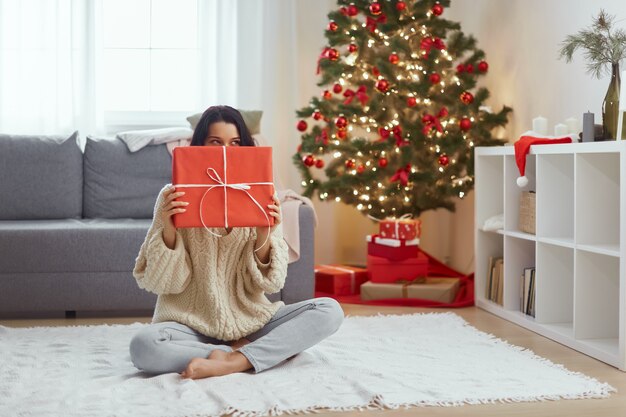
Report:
129,105,344,380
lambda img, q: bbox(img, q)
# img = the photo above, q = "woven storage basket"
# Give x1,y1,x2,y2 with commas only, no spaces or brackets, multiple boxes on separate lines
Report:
519,191,536,234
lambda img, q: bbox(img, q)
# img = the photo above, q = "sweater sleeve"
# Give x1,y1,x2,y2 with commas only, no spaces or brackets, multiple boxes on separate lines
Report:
132,185,192,295
241,223,289,295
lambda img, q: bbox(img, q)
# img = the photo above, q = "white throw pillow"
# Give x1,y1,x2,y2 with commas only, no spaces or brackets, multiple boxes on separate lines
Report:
117,127,193,152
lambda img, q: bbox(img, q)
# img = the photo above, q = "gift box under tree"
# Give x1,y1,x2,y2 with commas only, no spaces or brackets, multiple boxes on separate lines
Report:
171,146,275,228
315,264,368,296
361,277,460,303
379,218,421,240
367,252,428,283
366,234,419,261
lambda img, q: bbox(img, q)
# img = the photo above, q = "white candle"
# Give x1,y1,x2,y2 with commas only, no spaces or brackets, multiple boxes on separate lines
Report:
565,117,579,134
554,123,568,136
532,116,548,135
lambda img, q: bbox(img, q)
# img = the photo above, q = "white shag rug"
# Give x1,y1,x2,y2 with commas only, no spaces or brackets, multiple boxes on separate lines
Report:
0,312,615,417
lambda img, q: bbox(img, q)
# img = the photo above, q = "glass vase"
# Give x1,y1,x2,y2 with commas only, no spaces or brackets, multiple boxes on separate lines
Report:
602,63,624,140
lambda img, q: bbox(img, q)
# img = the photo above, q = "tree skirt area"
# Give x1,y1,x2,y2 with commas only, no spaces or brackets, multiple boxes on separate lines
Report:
0,313,615,417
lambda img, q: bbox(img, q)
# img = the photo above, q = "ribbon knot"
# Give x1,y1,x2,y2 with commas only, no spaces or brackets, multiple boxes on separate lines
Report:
420,36,446,58
422,107,448,135
391,164,412,186
343,85,369,106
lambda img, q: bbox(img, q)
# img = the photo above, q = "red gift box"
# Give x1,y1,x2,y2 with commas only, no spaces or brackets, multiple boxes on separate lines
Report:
367,253,428,283
379,218,421,240
315,264,369,296
366,234,420,261
172,146,275,228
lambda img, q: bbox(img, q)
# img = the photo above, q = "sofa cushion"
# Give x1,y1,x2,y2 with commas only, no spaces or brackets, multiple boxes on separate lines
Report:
83,136,171,218
0,219,152,273
0,131,82,220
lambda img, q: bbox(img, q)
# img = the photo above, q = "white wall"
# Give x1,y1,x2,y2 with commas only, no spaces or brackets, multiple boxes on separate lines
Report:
259,0,626,273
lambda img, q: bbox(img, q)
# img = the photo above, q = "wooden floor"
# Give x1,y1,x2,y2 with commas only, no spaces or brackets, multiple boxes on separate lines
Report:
1,304,624,416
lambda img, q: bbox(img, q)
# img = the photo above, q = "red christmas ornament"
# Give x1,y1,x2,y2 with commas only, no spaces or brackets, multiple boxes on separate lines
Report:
396,1,406,11
438,154,449,166
372,66,381,77
313,111,323,120
439,107,449,117
459,117,472,131
369,2,382,15
323,90,332,100
345,159,356,169
376,79,390,93
478,60,489,72
339,6,349,16
429,73,441,84
460,91,474,105
431,3,443,16
348,43,358,53
303,154,315,167
347,3,359,16
407,97,417,107
327,48,339,61
335,116,348,129
378,157,388,168
388,53,400,64
357,164,366,173
333,83,343,94
456,64,465,73
315,159,325,168
465,63,474,73
296,120,308,132
337,129,347,139
328,21,338,31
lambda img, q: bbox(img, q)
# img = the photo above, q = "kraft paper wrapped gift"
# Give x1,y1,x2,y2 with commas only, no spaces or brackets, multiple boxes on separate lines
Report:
379,218,421,240
360,278,460,303
315,265,369,296
366,234,420,261
367,253,428,283
172,146,275,228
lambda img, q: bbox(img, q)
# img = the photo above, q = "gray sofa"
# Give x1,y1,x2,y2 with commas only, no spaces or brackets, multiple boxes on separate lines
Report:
0,132,315,317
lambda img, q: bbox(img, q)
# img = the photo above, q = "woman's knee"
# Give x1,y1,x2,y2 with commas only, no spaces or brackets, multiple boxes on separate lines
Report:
129,327,162,372
316,297,345,332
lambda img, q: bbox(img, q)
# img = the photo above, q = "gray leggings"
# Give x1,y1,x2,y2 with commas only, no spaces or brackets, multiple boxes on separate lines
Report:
129,297,344,374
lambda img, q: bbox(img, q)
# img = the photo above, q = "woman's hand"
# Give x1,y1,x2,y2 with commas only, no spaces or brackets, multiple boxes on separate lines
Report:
255,194,281,261
161,186,189,249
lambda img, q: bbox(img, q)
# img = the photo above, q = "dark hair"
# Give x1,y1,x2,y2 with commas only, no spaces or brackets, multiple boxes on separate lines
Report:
190,105,255,147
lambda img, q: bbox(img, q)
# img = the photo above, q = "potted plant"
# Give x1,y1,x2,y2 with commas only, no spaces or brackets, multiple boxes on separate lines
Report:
559,10,626,140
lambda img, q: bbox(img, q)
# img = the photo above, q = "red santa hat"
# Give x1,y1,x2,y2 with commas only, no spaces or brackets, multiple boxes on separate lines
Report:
514,135,573,187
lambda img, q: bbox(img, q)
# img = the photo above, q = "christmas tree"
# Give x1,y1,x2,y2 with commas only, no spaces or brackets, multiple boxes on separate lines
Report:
294,0,511,219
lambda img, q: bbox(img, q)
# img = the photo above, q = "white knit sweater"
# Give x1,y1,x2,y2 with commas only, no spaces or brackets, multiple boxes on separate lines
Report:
133,185,289,341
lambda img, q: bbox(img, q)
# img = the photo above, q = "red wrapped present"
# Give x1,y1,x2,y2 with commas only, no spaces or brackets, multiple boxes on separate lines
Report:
315,264,369,296
367,252,428,283
379,217,421,240
171,146,275,228
366,234,419,261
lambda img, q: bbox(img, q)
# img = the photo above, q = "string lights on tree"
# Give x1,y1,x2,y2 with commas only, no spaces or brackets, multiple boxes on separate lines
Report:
294,0,511,219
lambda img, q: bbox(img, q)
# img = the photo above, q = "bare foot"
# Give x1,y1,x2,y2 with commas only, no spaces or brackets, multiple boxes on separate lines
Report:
230,337,251,350
180,349,253,380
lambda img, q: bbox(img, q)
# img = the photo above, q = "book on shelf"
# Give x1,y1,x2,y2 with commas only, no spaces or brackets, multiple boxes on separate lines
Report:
486,257,503,305
520,267,535,317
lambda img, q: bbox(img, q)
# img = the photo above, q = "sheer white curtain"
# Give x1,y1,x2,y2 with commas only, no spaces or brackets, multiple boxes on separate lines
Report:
0,0,101,136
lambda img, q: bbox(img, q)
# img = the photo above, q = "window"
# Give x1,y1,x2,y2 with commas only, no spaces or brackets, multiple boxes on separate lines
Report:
101,0,199,127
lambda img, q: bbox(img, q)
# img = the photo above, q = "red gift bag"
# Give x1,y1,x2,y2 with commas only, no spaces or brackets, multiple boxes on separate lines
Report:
172,146,275,228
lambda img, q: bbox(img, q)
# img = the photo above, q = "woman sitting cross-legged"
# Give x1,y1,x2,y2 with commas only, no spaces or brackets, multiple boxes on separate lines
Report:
129,105,344,380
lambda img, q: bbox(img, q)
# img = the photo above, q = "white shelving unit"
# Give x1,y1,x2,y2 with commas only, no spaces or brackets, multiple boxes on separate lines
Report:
474,141,626,370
